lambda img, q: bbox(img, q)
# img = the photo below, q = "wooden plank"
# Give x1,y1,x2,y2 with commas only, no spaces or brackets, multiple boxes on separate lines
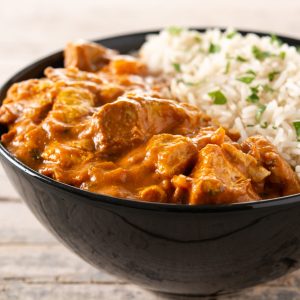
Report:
0,245,119,283
2,241,299,289
1,244,300,299
0,202,120,283
2,282,300,300
0,202,55,244
0,283,151,300
0,167,19,201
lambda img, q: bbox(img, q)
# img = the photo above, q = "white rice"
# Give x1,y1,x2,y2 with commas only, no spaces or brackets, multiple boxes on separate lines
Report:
140,27,300,177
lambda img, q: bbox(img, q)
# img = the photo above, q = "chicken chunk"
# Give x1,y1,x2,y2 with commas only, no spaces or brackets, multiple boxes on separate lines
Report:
45,67,104,88
144,134,198,177
41,141,94,169
40,85,96,141
64,40,117,72
45,66,148,105
0,80,56,168
81,161,134,198
222,143,270,194
189,144,260,204
109,55,147,75
241,136,300,196
84,93,211,155
0,79,55,125
50,86,95,123
139,185,167,203
192,127,230,149
6,125,48,169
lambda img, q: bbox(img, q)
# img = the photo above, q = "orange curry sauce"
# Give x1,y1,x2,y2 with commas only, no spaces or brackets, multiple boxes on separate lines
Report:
1,41,300,204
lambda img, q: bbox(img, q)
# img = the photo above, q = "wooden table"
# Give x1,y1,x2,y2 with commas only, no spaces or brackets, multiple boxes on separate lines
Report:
1,0,300,298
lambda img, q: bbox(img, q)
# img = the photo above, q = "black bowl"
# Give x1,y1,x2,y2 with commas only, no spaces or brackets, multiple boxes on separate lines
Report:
1,29,300,297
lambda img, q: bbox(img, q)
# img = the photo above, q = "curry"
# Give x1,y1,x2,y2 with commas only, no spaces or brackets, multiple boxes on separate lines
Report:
1,40,300,204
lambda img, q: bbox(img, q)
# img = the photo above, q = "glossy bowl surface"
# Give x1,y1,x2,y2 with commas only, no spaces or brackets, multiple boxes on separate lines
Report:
1,29,300,297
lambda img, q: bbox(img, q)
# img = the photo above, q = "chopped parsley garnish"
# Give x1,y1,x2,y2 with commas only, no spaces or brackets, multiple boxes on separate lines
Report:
279,51,286,60
167,26,183,36
247,92,259,103
208,90,227,105
238,71,256,84
260,121,269,128
194,35,202,43
268,70,280,81
30,149,41,160
252,46,272,61
247,86,260,103
250,86,259,94
184,81,200,86
238,76,255,84
177,79,201,86
226,31,237,39
172,63,181,72
224,61,231,74
236,55,248,62
246,124,255,127
293,121,300,141
209,43,221,54
255,104,266,122
270,34,283,45
246,69,257,76
263,84,274,93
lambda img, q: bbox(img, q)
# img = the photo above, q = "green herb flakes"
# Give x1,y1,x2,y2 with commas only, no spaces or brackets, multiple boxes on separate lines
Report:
172,63,181,72
246,86,260,103
246,69,257,76
279,51,286,60
177,79,201,86
247,93,259,103
208,90,227,105
260,122,269,129
236,55,248,62
224,61,230,74
184,81,201,87
293,121,300,141
167,26,183,36
238,76,255,84
255,104,266,122
30,149,41,160
250,86,259,94
268,70,280,81
226,31,237,39
209,43,221,54
263,84,274,93
194,35,202,43
270,34,283,45
252,46,271,61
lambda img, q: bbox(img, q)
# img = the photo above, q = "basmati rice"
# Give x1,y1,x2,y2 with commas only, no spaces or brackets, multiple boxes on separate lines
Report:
140,27,300,177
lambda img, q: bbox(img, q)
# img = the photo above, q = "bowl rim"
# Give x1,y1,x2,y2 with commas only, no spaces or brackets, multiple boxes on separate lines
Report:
1,27,300,213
